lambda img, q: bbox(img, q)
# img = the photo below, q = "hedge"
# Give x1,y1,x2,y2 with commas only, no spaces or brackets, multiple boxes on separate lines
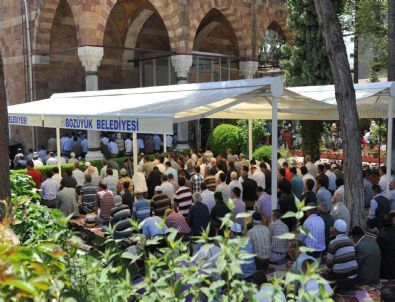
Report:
252,146,272,163
207,124,241,155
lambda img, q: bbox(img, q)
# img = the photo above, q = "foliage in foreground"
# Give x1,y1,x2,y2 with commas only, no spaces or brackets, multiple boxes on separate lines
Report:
0,174,334,301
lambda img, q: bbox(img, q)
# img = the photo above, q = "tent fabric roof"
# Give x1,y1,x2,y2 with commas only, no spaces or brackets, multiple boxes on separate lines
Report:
7,78,395,134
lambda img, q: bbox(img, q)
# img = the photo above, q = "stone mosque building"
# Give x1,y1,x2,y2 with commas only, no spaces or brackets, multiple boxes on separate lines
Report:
0,0,290,156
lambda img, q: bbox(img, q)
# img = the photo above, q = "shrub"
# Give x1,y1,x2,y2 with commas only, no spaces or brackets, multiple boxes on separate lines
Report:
207,124,241,155
252,145,272,162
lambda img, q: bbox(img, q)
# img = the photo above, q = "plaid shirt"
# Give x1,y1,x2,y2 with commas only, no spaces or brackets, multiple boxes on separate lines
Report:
165,212,191,234
190,173,204,193
269,219,289,254
96,190,115,221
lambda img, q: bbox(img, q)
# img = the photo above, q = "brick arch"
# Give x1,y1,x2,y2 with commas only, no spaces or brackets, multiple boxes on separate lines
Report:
98,0,181,51
33,0,75,54
189,1,248,57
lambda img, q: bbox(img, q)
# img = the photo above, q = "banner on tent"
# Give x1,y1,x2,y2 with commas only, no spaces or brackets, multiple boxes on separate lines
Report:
8,114,42,127
44,116,173,134
358,110,387,119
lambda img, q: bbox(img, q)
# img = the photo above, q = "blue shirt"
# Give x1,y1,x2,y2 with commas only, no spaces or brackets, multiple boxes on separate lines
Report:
133,198,151,222
316,187,332,212
62,137,73,152
142,216,167,238
291,175,304,200
81,139,88,153
300,214,326,252
240,239,256,279
108,141,119,155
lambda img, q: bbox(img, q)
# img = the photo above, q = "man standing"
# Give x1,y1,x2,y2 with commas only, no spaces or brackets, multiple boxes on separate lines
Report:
247,212,271,271
81,134,88,158
160,174,174,204
251,165,266,190
228,171,243,195
204,168,217,192
164,161,178,181
108,138,119,157
40,170,59,208
124,134,132,156
350,226,381,285
117,168,133,194
188,192,210,236
230,187,246,226
255,187,271,217
316,175,332,212
324,164,337,194
102,168,118,196
301,166,316,193
304,155,317,177
368,185,391,229
72,162,85,188
201,182,215,214
174,177,193,218
241,172,258,211
190,166,204,193
300,205,326,259
290,166,304,200
153,134,162,153
215,173,231,202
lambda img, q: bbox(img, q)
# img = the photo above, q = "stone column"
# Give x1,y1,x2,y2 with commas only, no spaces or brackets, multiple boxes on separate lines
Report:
78,46,104,161
239,61,259,79
171,55,193,151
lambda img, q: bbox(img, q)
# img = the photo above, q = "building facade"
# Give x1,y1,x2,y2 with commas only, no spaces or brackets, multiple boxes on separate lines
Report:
0,0,290,153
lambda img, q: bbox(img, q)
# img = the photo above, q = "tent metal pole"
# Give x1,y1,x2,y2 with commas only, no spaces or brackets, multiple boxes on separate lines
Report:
56,128,61,175
133,132,138,175
163,134,167,153
248,119,253,159
271,97,278,209
386,96,394,192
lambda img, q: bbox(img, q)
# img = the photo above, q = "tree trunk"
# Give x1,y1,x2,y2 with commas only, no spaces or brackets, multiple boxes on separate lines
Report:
0,54,10,219
389,0,395,81
313,0,365,228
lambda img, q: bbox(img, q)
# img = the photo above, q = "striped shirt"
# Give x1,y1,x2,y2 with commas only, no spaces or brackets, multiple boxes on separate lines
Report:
269,219,289,254
190,173,204,193
174,186,193,217
205,176,217,192
96,190,115,221
151,193,171,217
327,234,358,278
300,214,326,252
133,198,151,222
247,224,271,260
165,212,191,234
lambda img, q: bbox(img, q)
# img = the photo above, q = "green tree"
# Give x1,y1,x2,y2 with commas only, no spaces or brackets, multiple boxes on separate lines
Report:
280,0,338,160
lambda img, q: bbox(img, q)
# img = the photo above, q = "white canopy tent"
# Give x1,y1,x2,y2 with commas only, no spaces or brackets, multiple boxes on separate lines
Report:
8,78,395,209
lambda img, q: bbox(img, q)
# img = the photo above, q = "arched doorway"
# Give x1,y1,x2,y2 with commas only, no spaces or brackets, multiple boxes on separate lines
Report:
33,0,84,147
258,22,286,77
191,9,240,83
100,1,175,90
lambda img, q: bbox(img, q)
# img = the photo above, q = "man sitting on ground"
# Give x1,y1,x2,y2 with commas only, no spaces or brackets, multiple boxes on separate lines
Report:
350,226,381,285
151,186,171,218
325,219,358,291
269,209,289,264
300,204,326,259
132,189,151,223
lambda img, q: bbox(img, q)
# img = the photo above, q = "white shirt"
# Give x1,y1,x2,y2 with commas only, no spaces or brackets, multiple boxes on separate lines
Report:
333,185,344,203
302,173,316,192
125,138,132,154
201,189,215,214
379,174,393,191
251,171,266,190
305,161,317,178
132,172,148,192
325,170,337,191
161,181,175,203
72,169,85,187
40,178,59,200
52,173,62,186
33,159,43,167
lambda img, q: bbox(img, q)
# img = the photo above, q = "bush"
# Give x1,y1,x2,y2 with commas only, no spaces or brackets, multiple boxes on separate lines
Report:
252,145,272,162
207,124,241,155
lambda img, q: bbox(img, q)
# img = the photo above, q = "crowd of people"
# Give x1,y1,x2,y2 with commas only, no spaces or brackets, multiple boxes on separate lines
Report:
21,138,395,298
